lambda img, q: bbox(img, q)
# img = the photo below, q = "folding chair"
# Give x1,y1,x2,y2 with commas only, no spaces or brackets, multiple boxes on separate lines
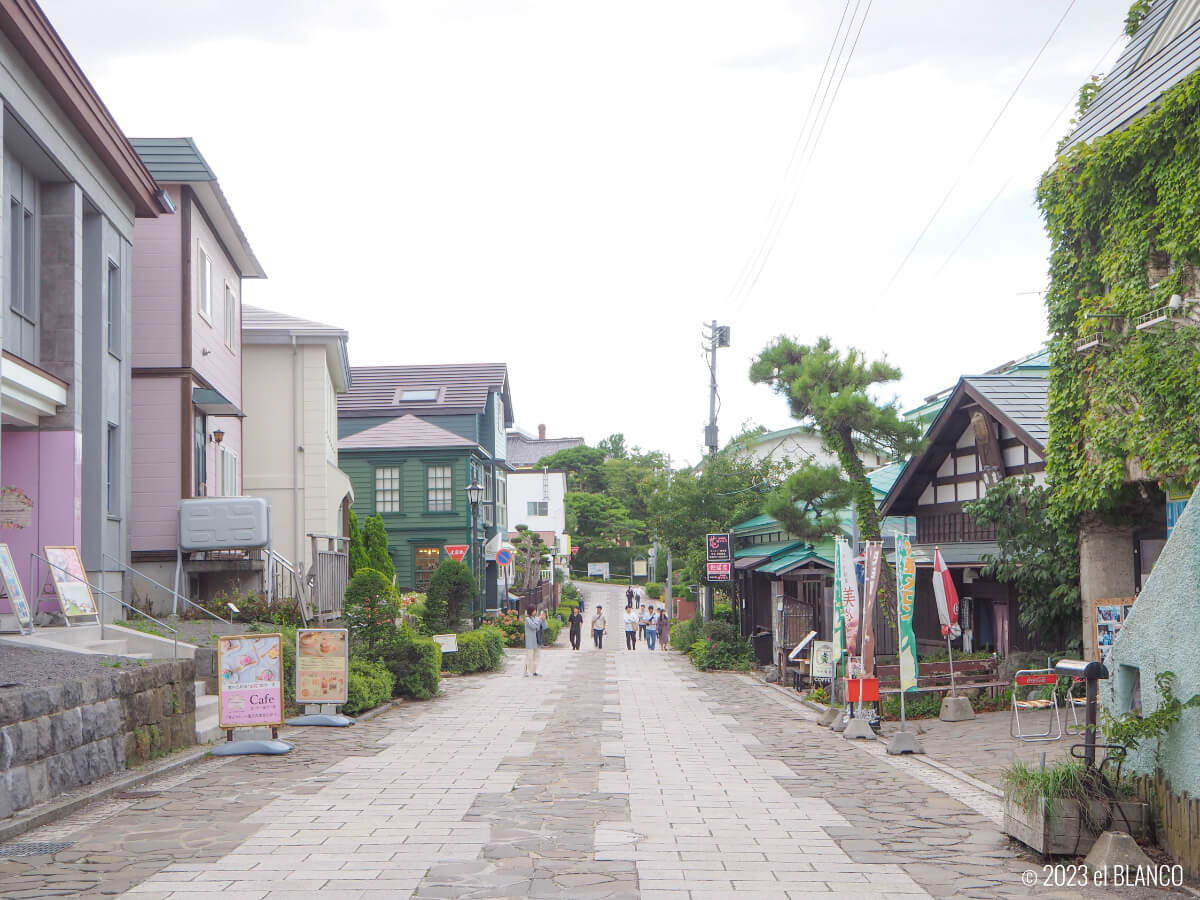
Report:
1010,668,1063,741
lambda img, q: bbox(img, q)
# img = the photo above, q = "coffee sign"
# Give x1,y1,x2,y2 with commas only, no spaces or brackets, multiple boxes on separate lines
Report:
706,533,731,563
706,562,731,581
296,629,349,704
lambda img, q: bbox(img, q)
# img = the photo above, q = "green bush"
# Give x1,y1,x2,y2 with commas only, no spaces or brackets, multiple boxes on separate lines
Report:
444,626,506,674
424,558,477,632
343,657,394,715
645,582,663,599
542,615,561,645
559,583,583,605
363,514,396,583
491,610,525,647
343,568,400,653
348,509,369,577
376,626,442,700
671,616,703,652
688,635,753,671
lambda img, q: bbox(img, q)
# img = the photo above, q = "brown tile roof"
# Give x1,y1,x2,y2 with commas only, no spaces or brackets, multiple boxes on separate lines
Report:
338,363,511,420
338,415,479,452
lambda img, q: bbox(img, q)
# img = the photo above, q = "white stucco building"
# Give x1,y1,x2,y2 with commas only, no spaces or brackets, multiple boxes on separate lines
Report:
242,306,353,574
507,469,568,552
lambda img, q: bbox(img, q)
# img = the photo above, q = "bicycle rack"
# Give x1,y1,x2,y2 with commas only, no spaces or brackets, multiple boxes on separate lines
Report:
1010,668,1063,742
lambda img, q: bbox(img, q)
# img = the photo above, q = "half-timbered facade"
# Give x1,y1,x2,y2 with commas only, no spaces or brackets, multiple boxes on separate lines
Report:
881,375,1050,654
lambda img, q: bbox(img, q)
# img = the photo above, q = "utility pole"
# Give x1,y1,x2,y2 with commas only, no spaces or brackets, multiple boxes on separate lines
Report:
664,455,673,618
704,321,730,456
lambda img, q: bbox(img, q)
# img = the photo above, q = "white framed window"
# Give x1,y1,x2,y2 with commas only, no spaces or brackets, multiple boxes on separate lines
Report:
106,423,120,516
375,467,401,513
219,445,238,497
527,500,548,516
198,245,212,321
427,465,452,512
224,282,237,351
106,260,121,356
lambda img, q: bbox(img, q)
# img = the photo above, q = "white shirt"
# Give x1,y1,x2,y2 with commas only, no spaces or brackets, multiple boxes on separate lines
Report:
623,612,638,631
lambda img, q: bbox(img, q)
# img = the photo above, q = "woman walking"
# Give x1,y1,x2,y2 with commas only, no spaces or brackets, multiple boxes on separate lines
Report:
623,604,638,650
644,605,658,651
656,607,669,650
568,606,583,651
591,605,606,649
524,606,544,676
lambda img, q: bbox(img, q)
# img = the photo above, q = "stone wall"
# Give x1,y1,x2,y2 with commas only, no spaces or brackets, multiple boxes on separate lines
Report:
0,659,195,820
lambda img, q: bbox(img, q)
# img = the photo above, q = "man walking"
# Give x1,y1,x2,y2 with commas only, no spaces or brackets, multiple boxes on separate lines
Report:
591,605,606,649
623,604,638,650
626,585,635,608
568,605,583,651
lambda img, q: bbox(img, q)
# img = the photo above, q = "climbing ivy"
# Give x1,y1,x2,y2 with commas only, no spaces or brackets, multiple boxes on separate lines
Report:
1038,67,1200,517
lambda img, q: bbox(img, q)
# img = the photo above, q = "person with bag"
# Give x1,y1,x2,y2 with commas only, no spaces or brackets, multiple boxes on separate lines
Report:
568,606,583,650
524,605,544,676
591,605,607,649
656,607,669,651
623,604,638,650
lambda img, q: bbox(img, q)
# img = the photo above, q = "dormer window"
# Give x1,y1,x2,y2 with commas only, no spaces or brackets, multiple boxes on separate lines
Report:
394,388,438,403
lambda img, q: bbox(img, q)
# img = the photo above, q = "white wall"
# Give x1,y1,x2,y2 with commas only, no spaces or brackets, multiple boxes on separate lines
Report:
507,470,567,540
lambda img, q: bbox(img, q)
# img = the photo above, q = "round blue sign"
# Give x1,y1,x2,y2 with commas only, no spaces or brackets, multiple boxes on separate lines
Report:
496,549,513,566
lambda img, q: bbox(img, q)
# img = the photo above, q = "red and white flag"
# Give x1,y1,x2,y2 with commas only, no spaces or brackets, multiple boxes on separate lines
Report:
931,546,961,638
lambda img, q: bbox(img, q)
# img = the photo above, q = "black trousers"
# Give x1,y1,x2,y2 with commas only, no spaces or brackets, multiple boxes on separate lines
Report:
625,630,636,650
569,628,581,650
593,628,603,648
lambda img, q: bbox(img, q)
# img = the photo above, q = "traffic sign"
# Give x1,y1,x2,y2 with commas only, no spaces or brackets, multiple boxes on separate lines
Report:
496,548,513,566
445,545,468,562
706,562,731,581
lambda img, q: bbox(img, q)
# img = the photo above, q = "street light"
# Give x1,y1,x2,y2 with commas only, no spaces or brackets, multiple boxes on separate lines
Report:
465,479,484,618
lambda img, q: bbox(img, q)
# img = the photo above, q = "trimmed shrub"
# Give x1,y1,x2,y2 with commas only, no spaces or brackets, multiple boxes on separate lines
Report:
424,558,477,632
343,657,394,715
348,509,369,577
343,568,400,653
445,626,506,674
491,610,525,647
670,616,703,652
542,615,561,645
363,514,396,583
377,626,442,700
689,635,753,671
645,583,663,600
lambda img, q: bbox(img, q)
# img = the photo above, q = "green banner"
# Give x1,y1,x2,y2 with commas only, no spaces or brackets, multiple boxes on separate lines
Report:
896,533,918,692
832,537,846,658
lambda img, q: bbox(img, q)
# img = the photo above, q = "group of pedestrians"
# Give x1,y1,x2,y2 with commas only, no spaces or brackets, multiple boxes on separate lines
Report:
622,601,669,650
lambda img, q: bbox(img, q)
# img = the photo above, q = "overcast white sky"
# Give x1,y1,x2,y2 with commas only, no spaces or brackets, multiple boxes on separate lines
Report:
42,0,1131,467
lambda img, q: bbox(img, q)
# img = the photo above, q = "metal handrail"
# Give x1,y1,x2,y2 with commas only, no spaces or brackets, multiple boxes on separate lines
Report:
31,553,178,658
102,552,225,624
266,549,306,606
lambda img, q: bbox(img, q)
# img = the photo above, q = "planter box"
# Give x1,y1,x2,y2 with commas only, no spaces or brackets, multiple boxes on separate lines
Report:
1003,795,1150,856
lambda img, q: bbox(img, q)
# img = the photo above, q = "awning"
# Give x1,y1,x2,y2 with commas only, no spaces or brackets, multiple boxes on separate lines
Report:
193,387,245,417
759,548,833,576
886,541,1000,567
1,352,67,425
734,555,769,570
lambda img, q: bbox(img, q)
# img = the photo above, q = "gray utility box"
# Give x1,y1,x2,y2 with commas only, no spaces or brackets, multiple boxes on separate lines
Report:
179,497,271,551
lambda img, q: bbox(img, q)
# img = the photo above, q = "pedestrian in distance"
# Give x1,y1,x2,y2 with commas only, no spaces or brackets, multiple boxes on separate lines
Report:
592,605,607,648
644,605,658,651
626,585,634,607
623,604,638,650
635,586,643,608
524,605,544,676
568,605,583,651
656,607,669,650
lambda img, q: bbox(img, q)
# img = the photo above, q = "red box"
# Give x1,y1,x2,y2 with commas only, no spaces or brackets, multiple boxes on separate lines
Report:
847,677,879,702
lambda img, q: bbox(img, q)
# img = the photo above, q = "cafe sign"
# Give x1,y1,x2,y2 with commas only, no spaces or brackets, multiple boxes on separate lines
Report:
218,633,284,728
296,629,349,705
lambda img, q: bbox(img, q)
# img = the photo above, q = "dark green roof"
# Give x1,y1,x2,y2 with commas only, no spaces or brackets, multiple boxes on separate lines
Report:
731,514,778,534
129,137,215,182
758,547,833,576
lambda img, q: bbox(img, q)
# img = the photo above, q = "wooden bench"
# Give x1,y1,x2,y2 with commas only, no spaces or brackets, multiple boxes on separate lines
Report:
875,658,1005,696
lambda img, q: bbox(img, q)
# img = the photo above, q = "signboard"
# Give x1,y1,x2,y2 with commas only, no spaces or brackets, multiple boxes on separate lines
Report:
632,558,648,578
570,546,580,556
44,546,97,617
0,543,31,629
706,562,731,581
587,562,610,578
432,633,459,653
218,633,284,727
1092,597,1134,666
296,629,348,704
810,641,836,679
445,544,469,562
495,548,513,566
706,533,731,562
788,630,818,661
1166,485,1191,538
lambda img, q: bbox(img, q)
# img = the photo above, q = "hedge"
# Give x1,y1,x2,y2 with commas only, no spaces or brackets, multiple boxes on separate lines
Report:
444,626,506,674
375,626,442,700
343,657,394,715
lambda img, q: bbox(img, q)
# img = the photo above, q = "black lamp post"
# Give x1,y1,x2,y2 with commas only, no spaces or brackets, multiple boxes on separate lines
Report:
465,479,484,616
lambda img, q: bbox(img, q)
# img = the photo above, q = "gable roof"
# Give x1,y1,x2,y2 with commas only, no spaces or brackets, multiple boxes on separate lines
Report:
339,363,512,423
1065,0,1200,149
242,305,350,392
338,414,479,452
130,137,265,278
882,375,1048,516
506,432,585,467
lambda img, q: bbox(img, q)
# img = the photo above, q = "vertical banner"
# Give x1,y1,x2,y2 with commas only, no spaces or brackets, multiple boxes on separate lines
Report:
832,538,846,657
837,539,860,657
895,534,919,692
860,541,882,677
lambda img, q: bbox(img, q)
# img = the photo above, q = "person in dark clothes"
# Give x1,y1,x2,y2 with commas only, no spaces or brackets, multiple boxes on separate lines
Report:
568,606,583,650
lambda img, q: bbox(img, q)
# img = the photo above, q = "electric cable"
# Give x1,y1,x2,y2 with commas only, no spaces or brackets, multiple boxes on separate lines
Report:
876,0,1079,303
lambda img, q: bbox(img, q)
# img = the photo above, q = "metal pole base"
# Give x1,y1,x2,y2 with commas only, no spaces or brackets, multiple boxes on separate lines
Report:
842,717,877,741
817,707,840,727
829,709,850,732
886,730,925,755
285,714,355,727
208,739,294,756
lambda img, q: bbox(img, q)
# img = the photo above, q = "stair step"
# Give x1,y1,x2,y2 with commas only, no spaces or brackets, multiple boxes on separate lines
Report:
194,680,208,699
195,694,218,710
84,640,129,655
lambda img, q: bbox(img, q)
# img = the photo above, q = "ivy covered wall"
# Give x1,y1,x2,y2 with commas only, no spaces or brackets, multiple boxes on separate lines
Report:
1038,68,1200,516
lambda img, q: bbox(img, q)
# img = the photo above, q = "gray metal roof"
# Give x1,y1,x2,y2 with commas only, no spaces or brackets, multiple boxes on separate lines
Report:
1065,0,1200,148
505,432,585,467
339,363,512,423
338,415,479,452
962,376,1049,447
242,305,351,392
242,304,345,337
128,137,216,182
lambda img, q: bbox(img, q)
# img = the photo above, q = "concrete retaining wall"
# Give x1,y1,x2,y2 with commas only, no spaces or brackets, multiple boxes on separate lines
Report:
0,660,195,820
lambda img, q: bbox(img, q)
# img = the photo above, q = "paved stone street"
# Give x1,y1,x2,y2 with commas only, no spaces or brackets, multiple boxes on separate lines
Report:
0,582,1189,898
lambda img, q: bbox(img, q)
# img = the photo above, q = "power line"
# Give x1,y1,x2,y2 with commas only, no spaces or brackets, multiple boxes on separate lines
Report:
876,0,1079,302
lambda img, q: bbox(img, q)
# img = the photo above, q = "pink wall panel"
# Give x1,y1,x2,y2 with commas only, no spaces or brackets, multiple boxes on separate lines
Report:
131,186,183,368
130,378,182,552
189,204,242,406
1,429,82,615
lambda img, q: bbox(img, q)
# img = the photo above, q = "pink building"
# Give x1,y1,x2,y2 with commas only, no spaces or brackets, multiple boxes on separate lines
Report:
128,139,265,605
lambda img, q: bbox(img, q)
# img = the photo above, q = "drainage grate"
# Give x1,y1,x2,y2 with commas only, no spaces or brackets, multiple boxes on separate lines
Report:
114,790,161,800
0,841,75,858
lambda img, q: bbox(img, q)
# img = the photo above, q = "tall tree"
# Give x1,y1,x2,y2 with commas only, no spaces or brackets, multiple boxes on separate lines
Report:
362,514,396,585
764,460,856,545
534,445,607,492
749,337,921,617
